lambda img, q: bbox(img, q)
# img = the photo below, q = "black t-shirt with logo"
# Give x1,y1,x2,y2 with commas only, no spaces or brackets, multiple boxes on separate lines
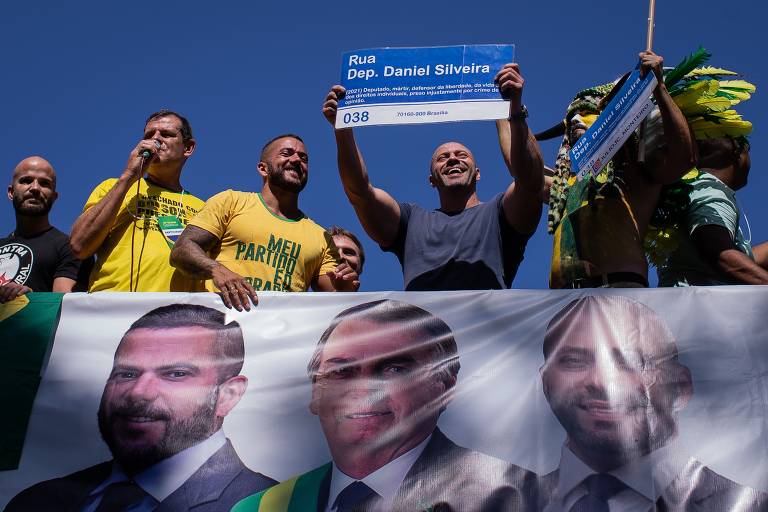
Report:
0,227,85,292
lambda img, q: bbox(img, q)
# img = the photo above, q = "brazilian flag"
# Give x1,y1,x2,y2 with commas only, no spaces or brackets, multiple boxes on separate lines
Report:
232,463,331,512
0,293,62,470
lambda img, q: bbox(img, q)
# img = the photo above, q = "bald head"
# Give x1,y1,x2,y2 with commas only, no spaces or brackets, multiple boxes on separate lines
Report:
431,141,474,163
429,141,479,192
12,156,56,187
9,156,58,217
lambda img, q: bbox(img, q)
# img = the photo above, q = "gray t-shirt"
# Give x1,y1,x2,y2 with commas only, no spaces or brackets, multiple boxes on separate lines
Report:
658,172,753,286
383,193,530,291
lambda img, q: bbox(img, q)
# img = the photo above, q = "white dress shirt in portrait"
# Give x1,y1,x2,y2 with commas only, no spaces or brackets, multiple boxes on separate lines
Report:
81,429,227,512
325,433,432,512
544,440,688,512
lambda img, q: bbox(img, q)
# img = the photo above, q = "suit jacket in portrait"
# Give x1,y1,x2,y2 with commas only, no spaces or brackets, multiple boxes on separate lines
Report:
4,440,277,512
537,457,768,512
232,428,538,512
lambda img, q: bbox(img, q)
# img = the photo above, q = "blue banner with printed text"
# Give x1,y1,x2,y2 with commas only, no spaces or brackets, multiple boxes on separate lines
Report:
337,44,514,128
569,63,657,179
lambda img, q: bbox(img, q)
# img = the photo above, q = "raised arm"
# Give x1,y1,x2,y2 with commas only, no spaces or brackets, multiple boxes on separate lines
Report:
494,63,544,234
691,226,768,284
641,51,696,184
170,225,258,310
323,86,401,247
69,140,160,259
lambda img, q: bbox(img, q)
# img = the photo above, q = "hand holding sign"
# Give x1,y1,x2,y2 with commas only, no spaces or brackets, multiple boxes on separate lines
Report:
494,63,524,107
322,85,346,128
639,50,664,83
568,58,659,179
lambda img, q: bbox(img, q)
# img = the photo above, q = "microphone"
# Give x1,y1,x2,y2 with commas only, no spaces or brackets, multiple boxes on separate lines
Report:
140,140,162,159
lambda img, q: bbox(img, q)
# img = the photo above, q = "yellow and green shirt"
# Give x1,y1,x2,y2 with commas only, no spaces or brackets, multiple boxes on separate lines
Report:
188,190,340,292
550,176,645,288
86,178,205,292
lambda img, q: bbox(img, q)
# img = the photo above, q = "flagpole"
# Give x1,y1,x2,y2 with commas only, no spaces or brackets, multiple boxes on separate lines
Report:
638,0,657,164
646,0,657,51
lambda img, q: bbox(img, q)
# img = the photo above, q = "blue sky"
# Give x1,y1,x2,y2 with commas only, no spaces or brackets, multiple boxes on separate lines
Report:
2,1,765,290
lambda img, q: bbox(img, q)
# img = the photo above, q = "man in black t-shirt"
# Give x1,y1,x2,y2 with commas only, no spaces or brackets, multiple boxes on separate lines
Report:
322,63,545,290
1,156,88,302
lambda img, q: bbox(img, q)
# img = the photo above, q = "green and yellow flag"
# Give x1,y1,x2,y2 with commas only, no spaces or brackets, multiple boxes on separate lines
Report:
0,293,62,470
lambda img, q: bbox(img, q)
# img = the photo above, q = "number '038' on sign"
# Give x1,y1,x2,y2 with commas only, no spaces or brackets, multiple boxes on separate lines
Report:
343,112,369,124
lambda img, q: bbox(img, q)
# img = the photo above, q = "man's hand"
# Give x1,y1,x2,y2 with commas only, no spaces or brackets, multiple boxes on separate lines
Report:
211,264,258,311
326,262,360,291
636,49,695,184
494,63,524,111
639,50,664,84
494,62,544,235
322,85,346,127
170,225,259,309
323,83,402,248
753,241,768,270
0,282,32,303
120,139,160,185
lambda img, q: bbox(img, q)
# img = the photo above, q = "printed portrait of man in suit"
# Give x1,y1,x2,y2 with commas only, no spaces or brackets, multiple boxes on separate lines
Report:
6,304,276,512
538,294,768,512
233,299,537,512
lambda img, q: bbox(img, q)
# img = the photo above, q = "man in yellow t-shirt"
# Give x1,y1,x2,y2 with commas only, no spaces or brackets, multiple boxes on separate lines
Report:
171,134,359,310
70,110,205,292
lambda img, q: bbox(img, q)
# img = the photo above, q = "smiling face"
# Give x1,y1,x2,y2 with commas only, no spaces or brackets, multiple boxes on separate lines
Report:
259,137,309,193
8,157,58,217
98,327,227,474
310,318,451,471
429,142,479,191
333,235,363,275
541,297,691,470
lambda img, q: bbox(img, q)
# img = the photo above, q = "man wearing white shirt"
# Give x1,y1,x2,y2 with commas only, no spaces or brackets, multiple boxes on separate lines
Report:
233,299,537,512
537,295,767,512
6,304,276,512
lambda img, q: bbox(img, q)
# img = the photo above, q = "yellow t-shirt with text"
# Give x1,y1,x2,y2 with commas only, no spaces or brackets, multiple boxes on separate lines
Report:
188,190,340,292
85,178,205,292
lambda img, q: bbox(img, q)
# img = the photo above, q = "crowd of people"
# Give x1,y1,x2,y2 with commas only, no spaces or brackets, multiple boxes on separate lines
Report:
2,50,765,306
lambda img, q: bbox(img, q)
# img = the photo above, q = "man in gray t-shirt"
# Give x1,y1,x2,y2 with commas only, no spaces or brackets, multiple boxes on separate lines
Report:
321,63,544,290
385,193,530,290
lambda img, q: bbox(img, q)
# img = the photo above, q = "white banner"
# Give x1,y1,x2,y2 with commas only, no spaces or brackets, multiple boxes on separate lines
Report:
2,289,767,511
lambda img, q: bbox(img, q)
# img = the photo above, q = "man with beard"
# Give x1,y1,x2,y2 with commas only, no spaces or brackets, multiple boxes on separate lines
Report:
322,63,544,291
5,304,276,511
170,134,358,311
232,300,537,512
69,110,206,292
1,156,89,302
538,295,767,511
